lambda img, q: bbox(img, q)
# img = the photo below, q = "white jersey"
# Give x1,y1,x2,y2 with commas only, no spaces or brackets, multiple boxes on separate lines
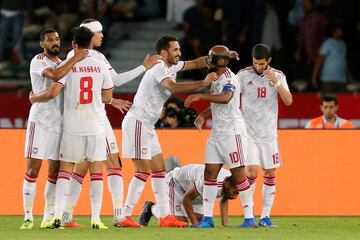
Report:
171,164,231,199
126,60,185,126
237,66,290,143
67,49,145,87
58,56,113,135
210,68,246,135
28,53,63,133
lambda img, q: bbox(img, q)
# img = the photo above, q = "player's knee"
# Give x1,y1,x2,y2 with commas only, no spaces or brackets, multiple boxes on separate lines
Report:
26,167,40,177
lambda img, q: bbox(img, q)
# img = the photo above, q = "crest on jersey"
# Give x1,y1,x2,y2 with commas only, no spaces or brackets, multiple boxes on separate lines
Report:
111,143,116,149
142,148,148,154
32,147,38,154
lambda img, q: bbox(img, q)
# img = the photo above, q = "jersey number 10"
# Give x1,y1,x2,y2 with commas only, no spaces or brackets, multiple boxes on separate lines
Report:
79,76,93,104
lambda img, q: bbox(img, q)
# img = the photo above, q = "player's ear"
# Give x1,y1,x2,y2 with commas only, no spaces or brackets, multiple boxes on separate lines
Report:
71,41,77,50
268,57,272,64
39,40,44,48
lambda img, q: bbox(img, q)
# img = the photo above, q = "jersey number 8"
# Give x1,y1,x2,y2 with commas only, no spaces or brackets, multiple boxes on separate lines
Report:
80,76,93,104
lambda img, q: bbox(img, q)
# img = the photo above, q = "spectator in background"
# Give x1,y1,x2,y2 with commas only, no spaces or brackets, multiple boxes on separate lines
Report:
0,0,29,68
166,0,195,29
295,0,327,78
44,1,79,41
305,94,354,128
156,96,185,128
312,23,353,93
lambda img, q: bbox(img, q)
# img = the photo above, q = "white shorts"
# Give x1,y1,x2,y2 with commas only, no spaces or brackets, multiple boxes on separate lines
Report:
246,139,281,169
24,121,61,160
59,131,107,163
167,177,203,217
121,116,161,160
205,133,248,169
105,117,119,155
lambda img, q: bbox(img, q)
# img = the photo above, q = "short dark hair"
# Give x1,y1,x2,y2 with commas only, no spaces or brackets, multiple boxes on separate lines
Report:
155,35,178,54
321,94,338,105
72,26,94,49
81,18,97,24
252,43,271,60
40,28,57,41
223,175,237,189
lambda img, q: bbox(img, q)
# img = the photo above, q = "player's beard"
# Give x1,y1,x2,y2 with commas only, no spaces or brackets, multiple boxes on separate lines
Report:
46,46,60,56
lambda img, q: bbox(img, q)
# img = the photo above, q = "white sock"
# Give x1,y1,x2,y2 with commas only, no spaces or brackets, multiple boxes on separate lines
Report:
202,179,218,217
54,171,71,218
90,173,103,221
22,173,37,221
151,170,170,218
261,176,276,219
42,176,57,222
151,204,160,219
62,173,83,223
237,179,254,219
123,171,150,216
107,168,124,221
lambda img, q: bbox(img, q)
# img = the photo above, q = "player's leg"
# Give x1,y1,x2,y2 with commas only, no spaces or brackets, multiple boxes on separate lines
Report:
41,130,61,227
120,117,151,227
222,133,256,228
21,157,41,229
45,133,81,228
259,140,280,227
198,136,222,228
61,161,89,228
87,133,108,229
41,160,59,227
104,118,125,224
246,141,261,195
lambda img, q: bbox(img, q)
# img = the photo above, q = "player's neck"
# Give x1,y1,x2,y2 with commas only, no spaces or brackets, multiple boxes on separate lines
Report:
44,52,60,62
325,115,337,125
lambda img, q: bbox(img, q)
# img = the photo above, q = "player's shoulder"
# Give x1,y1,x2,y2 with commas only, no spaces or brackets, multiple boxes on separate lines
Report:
271,67,286,78
236,66,254,76
149,59,166,72
31,53,46,63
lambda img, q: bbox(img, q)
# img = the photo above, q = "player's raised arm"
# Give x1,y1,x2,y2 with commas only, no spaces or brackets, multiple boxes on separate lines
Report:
182,187,201,227
161,72,217,94
43,46,88,81
111,54,161,87
183,51,239,71
29,82,63,104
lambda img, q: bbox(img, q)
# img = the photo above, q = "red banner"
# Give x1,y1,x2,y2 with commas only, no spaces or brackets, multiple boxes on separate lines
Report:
1,93,359,128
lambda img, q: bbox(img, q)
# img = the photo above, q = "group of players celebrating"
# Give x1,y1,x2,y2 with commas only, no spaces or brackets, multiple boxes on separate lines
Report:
20,18,292,230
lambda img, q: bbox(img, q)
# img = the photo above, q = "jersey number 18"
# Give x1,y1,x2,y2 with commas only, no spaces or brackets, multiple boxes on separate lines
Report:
79,76,93,104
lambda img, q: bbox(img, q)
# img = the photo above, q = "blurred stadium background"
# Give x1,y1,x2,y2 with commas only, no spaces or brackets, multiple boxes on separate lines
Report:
0,0,360,129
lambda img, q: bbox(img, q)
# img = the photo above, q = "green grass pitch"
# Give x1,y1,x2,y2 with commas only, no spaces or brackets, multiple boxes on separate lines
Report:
1,216,359,240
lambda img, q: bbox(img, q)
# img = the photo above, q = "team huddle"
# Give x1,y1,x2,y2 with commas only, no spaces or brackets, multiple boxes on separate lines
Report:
20,19,292,230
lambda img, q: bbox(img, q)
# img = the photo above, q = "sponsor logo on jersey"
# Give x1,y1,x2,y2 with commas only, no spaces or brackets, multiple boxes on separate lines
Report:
247,80,253,86
142,148,148,154
111,143,116,149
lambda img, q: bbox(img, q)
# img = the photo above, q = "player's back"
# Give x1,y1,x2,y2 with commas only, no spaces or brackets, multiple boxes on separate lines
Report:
210,68,245,135
28,53,62,133
237,66,289,143
60,56,113,135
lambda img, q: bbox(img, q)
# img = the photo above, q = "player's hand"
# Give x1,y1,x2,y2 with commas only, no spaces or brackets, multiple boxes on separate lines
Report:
203,72,218,86
229,50,239,60
111,98,132,114
143,54,161,70
184,94,201,108
29,91,35,104
194,114,205,131
263,68,277,86
73,44,89,61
